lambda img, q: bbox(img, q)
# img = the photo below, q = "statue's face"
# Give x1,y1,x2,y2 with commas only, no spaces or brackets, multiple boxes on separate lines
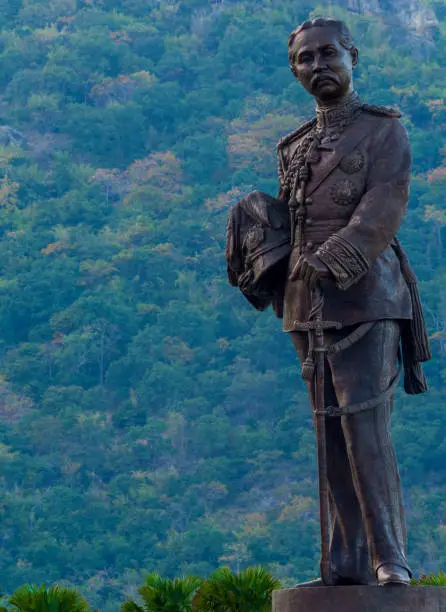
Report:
290,26,357,103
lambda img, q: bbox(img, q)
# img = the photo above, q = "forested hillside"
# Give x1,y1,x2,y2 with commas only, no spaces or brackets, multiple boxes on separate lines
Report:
0,0,444,609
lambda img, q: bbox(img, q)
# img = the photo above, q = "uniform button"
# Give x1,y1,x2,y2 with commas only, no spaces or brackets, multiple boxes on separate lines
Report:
306,218,313,225
306,241,314,249
305,197,313,205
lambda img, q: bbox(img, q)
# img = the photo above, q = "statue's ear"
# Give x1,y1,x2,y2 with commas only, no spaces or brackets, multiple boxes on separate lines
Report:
351,47,359,67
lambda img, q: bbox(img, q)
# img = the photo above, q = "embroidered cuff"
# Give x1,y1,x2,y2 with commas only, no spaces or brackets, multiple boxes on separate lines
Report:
316,234,369,290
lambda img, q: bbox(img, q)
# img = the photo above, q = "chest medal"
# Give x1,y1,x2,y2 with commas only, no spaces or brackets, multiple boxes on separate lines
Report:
330,179,359,207
339,149,365,174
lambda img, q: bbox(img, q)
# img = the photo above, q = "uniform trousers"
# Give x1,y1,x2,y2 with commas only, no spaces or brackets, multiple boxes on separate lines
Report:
290,319,410,584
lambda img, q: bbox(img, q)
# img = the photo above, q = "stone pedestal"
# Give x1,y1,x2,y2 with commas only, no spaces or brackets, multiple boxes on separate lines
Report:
272,586,446,612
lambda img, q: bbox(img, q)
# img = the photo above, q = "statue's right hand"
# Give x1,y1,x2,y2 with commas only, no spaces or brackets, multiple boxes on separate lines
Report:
289,253,332,286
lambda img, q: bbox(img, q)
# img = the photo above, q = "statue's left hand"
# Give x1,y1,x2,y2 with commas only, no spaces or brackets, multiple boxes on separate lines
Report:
289,253,332,286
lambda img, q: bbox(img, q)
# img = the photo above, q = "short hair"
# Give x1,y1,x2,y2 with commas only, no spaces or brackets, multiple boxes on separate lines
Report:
288,17,357,68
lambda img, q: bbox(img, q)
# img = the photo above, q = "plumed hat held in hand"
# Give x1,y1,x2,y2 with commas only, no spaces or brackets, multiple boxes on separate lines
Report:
226,190,291,313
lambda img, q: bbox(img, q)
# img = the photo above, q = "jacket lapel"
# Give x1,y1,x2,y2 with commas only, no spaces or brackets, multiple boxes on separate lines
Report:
306,114,376,197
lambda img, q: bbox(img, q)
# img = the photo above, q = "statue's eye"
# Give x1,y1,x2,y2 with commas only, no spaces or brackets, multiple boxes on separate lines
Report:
324,48,337,57
299,54,312,64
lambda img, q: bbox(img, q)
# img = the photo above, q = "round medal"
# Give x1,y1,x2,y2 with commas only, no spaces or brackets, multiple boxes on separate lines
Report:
340,149,365,174
330,179,359,206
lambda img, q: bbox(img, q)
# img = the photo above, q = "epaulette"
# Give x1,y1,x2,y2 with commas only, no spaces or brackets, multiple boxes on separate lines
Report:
361,104,402,118
277,117,317,151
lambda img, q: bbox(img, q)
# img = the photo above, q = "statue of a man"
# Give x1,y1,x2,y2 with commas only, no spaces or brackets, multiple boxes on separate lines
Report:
226,17,431,588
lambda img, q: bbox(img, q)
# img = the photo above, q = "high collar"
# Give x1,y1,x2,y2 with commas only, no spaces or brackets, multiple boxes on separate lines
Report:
316,91,362,132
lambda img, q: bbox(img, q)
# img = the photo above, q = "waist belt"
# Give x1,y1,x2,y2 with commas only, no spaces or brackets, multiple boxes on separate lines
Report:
303,221,349,245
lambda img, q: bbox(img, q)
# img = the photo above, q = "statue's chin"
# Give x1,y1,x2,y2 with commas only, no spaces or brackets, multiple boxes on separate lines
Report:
314,83,341,101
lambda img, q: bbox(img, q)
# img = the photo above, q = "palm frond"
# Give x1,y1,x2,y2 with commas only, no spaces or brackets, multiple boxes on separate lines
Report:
120,600,145,612
126,573,201,612
193,566,282,612
8,584,90,612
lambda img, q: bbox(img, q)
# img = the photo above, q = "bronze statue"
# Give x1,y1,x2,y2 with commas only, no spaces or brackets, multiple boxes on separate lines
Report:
226,17,431,588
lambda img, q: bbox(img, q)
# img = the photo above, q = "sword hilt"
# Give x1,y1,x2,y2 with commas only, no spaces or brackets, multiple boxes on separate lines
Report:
297,287,341,382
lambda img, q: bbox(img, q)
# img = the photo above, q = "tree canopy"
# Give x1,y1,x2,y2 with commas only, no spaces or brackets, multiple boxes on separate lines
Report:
0,0,444,610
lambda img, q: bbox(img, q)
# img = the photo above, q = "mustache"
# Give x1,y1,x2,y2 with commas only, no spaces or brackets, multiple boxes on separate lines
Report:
312,74,337,86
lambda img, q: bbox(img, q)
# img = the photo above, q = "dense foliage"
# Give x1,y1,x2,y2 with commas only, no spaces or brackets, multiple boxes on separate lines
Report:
0,583,90,612
412,570,446,586
0,0,444,610
191,566,281,612
121,573,201,612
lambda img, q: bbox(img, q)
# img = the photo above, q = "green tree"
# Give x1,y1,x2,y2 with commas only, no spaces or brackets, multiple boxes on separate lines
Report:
121,574,201,612
192,566,281,612
5,584,90,612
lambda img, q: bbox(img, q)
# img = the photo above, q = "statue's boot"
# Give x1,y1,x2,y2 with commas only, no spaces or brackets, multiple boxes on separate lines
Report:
376,564,411,586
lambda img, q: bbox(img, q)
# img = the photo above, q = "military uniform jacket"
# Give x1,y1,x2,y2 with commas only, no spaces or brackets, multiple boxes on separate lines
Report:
277,105,413,331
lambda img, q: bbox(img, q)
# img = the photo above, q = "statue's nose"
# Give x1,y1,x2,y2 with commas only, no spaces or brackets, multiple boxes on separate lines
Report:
313,57,327,72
